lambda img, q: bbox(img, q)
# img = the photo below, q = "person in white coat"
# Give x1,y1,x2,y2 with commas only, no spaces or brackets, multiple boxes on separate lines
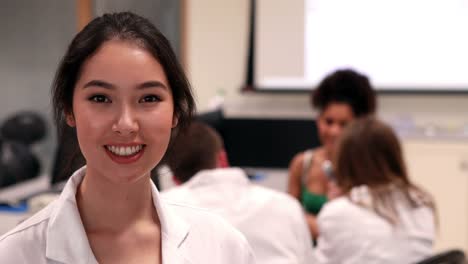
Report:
313,117,436,264
0,12,254,264
162,121,313,264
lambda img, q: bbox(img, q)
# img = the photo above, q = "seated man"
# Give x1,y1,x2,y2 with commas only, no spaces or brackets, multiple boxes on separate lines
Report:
162,121,312,264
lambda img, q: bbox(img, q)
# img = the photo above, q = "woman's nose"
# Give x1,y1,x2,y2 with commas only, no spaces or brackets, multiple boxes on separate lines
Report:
112,106,139,136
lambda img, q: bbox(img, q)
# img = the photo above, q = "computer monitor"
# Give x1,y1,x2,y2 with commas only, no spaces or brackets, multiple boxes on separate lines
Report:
197,110,320,168
221,118,319,168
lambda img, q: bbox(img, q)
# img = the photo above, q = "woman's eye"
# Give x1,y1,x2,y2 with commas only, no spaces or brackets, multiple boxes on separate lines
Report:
89,95,110,103
139,95,161,103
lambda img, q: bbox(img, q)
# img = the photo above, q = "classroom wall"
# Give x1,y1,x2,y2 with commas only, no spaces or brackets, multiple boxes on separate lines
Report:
185,0,468,135
0,0,76,172
1,0,467,176
94,0,181,55
0,0,181,175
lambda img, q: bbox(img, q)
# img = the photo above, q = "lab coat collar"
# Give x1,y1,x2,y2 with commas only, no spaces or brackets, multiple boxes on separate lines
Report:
45,166,191,264
185,167,249,188
152,174,191,264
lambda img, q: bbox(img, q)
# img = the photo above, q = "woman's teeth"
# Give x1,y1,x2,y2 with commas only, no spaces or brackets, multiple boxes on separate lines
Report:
106,145,143,156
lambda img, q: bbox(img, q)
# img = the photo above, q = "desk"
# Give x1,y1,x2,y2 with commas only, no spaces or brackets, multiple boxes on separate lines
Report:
0,174,50,235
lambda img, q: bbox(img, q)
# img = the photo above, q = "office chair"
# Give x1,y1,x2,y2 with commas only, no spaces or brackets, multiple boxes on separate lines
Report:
416,249,466,264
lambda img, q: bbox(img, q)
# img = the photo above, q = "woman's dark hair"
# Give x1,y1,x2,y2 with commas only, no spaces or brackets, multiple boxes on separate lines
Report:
52,12,195,136
311,69,376,117
334,117,435,224
51,12,195,179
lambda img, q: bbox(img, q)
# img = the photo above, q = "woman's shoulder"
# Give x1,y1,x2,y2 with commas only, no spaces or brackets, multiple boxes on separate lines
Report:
318,192,370,224
0,200,56,241
321,185,375,210
320,195,354,214
165,201,254,262
0,201,56,261
166,201,248,241
289,148,319,170
294,148,319,159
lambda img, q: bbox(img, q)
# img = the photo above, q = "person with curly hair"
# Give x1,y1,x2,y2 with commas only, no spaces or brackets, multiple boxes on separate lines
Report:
288,68,377,238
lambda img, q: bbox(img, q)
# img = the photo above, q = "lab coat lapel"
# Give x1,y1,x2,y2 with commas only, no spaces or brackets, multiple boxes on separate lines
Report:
162,239,193,264
46,167,193,264
151,181,192,264
45,167,98,264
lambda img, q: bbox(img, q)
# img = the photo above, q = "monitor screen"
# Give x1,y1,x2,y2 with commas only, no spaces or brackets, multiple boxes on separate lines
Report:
221,118,320,168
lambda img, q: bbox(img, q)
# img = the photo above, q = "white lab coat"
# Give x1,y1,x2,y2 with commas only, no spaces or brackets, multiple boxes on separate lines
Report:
0,167,255,264
162,168,313,264
313,185,436,264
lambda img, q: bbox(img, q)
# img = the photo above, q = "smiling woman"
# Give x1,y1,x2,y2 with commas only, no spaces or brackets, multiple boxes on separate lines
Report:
68,40,176,184
0,12,255,264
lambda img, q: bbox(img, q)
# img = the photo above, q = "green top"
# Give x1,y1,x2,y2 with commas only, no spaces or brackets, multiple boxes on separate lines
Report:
301,185,328,215
300,150,328,215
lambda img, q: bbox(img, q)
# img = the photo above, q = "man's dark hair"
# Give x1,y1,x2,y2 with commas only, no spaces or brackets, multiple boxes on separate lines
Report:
167,122,223,183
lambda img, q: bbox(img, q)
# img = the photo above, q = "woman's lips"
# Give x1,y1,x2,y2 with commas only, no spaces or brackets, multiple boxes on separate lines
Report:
104,144,146,164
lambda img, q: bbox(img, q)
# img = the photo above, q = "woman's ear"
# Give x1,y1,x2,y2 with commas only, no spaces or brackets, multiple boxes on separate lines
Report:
66,113,76,127
172,114,179,128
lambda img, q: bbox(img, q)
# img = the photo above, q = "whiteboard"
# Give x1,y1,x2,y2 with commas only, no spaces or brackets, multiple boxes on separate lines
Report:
254,0,468,91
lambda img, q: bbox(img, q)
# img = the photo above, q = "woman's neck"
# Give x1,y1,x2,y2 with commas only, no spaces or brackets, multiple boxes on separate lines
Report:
316,146,332,161
76,168,159,233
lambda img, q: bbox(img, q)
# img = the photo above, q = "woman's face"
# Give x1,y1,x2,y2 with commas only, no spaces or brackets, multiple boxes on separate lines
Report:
67,40,177,184
317,102,355,154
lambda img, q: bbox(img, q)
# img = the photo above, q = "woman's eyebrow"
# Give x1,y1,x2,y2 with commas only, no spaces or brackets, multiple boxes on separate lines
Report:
82,80,168,90
83,80,115,89
137,81,168,90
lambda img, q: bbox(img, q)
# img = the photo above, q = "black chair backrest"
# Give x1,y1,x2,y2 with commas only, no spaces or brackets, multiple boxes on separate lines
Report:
416,249,466,264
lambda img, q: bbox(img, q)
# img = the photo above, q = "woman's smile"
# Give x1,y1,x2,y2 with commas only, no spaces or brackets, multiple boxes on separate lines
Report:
104,143,147,164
